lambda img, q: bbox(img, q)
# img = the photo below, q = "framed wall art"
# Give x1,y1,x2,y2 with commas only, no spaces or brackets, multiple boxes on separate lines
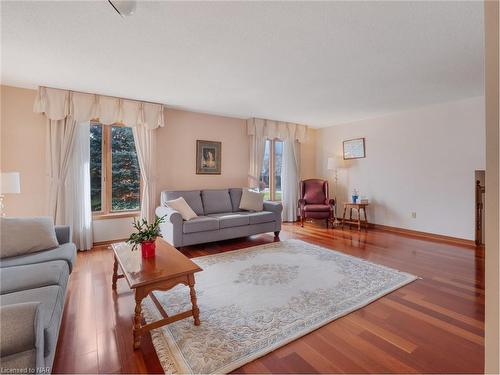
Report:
343,138,366,160
196,140,222,174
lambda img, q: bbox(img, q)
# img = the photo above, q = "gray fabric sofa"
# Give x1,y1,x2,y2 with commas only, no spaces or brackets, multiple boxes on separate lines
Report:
156,188,283,247
0,225,76,374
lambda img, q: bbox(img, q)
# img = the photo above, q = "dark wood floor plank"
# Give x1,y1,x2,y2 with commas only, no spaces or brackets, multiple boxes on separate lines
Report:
52,222,484,374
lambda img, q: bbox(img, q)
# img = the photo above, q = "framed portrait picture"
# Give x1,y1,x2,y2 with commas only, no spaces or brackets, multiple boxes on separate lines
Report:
196,140,222,174
343,138,366,160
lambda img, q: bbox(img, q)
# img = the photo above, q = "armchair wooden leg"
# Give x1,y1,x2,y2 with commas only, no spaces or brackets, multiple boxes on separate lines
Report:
301,216,305,227
325,218,329,228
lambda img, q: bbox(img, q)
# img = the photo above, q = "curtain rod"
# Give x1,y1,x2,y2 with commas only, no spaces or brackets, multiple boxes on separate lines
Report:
39,85,166,107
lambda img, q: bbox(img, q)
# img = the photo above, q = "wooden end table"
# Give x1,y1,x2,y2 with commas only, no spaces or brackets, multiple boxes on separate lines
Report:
341,203,369,231
111,239,202,349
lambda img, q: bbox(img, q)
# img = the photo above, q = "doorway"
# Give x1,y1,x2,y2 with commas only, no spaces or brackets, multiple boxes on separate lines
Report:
475,170,485,245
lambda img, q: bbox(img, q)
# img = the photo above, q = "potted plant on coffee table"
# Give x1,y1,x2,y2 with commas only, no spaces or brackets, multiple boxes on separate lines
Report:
127,215,166,258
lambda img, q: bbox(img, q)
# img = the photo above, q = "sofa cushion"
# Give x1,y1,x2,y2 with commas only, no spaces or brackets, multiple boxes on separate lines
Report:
0,261,69,295
243,211,276,225
0,302,44,363
1,285,65,357
0,217,59,259
0,349,38,372
162,190,204,215
0,242,77,273
239,189,264,211
229,188,243,212
303,204,331,212
165,197,198,221
201,190,233,214
208,213,250,229
183,216,219,234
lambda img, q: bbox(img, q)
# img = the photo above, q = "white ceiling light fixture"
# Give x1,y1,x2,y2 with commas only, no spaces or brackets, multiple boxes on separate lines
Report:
108,0,136,17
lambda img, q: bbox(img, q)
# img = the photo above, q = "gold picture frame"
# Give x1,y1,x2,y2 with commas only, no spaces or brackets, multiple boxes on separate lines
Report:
343,138,366,160
196,140,222,174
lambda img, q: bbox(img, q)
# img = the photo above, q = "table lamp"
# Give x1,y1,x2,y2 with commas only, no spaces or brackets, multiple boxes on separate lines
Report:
0,172,21,216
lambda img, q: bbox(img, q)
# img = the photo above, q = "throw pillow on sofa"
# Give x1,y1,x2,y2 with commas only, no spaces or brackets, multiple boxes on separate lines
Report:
0,216,59,259
165,197,198,220
239,189,264,212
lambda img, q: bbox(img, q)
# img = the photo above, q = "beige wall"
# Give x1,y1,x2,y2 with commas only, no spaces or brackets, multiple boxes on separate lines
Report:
315,97,486,240
0,85,317,239
155,109,249,205
484,0,499,373
299,128,317,180
155,109,317,207
1,85,47,216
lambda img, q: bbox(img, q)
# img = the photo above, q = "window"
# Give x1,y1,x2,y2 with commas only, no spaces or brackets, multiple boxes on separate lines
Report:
260,139,283,201
90,124,103,211
90,123,141,217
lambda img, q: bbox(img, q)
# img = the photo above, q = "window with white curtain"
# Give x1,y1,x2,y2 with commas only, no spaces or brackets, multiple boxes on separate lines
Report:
260,139,283,201
90,122,141,217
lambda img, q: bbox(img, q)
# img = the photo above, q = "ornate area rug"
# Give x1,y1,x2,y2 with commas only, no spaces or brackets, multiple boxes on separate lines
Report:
142,239,417,374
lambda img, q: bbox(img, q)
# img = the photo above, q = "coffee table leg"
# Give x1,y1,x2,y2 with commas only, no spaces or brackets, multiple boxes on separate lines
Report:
133,292,144,349
188,274,200,326
112,255,118,291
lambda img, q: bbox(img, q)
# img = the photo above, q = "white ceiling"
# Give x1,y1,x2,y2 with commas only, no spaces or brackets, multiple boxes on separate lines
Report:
1,1,484,128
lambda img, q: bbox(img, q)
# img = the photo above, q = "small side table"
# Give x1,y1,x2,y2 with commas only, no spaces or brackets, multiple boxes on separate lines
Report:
341,203,369,231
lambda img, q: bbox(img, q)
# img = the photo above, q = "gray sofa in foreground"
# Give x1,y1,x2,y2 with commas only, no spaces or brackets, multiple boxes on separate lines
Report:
0,225,76,374
156,188,283,247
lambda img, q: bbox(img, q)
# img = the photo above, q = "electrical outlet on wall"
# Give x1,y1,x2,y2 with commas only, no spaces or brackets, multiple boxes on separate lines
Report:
411,212,417,219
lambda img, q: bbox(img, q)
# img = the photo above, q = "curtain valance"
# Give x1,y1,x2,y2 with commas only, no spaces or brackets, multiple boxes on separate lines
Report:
246,118,307,143
34,87,165,129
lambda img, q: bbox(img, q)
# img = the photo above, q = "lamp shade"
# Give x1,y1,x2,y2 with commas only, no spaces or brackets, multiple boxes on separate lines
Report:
1,172,20,194
327,157,335,170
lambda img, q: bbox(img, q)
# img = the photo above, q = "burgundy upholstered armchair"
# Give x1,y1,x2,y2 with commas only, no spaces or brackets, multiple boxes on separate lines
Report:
299,179,335,228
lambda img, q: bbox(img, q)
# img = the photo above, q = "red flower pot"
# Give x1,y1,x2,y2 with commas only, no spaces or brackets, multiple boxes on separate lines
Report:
140,240,156,258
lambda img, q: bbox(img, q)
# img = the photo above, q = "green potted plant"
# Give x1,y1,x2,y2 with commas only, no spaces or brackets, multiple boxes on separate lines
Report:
127,215,166,258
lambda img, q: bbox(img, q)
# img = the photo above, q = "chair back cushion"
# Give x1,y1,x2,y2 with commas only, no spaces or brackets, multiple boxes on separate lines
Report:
201,189,233,214
302,179,327,204
0,217,59,259
162,190,204,215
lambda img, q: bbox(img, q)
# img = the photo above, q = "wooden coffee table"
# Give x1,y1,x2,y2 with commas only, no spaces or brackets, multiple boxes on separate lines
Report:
111,239,202,349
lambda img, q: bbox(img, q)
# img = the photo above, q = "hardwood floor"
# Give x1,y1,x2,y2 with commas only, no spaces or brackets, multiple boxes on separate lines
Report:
52,222,485,374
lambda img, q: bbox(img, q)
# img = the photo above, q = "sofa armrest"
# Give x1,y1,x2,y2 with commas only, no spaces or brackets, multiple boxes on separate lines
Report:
55,225,71,244
263,201,282,231
263,201,283,219
156,206,183,247
0,302,45,370
156,206,183,225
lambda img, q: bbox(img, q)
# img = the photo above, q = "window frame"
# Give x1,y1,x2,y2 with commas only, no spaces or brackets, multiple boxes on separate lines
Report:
91,122,141,220
262,138,283,202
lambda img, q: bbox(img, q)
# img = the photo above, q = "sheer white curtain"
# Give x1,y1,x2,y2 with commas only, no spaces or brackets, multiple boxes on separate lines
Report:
247,118,307,222
35,87,165,248
281,135,300,222
47,117,78,223
64,123,93,250
133,126,157,222
247,118,266,188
